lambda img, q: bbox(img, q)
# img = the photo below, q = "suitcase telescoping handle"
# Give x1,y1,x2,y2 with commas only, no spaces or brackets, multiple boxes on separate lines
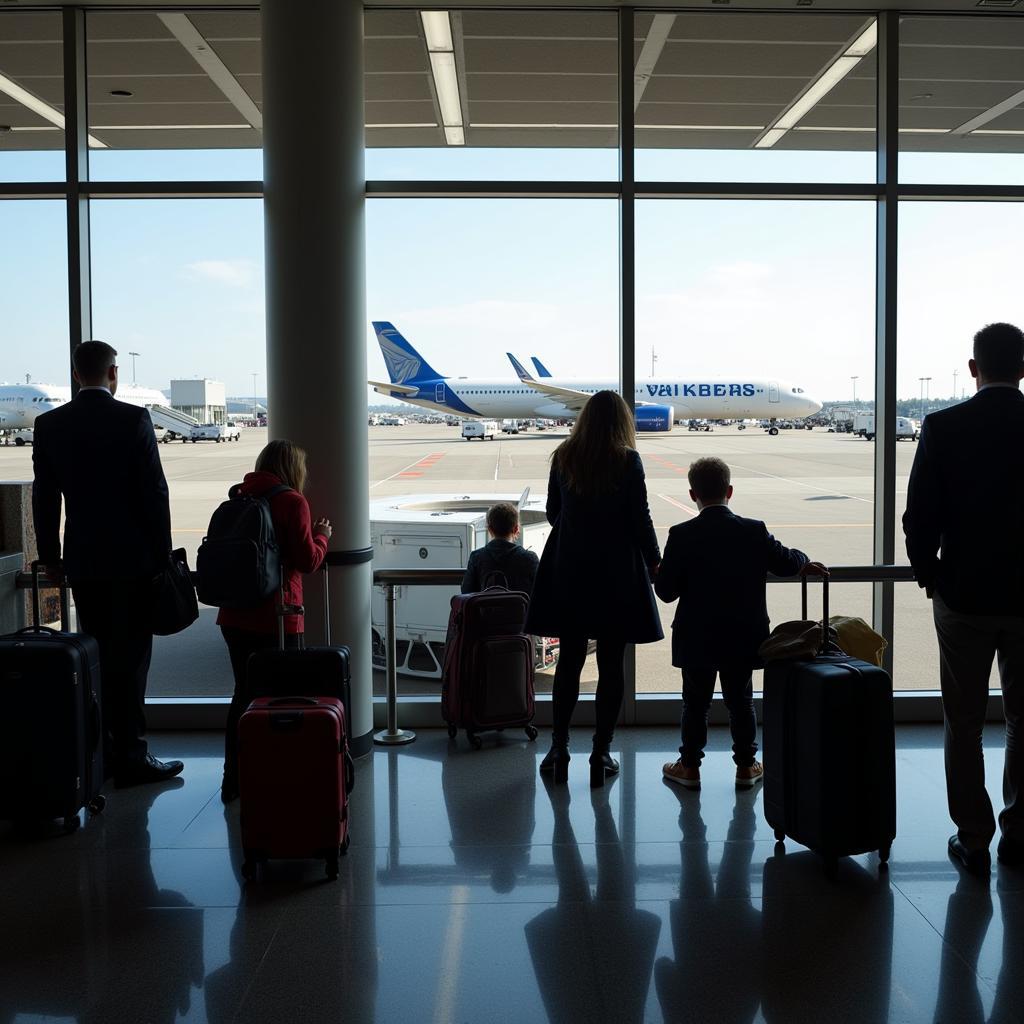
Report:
800,570,830,654
29,560,71,632
275,562,331,651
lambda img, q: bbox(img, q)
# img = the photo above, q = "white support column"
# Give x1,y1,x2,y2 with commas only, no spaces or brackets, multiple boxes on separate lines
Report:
262,0,373,755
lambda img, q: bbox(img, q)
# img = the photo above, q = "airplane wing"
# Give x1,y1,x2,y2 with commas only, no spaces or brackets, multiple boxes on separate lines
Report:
506,353,592,412
368,379,419,396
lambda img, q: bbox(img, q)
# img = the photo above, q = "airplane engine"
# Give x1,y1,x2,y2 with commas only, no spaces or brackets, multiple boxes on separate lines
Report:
635,405,673,432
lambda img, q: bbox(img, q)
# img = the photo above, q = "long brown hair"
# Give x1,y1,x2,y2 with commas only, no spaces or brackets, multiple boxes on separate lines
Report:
552,390,636,496
255,439,308,493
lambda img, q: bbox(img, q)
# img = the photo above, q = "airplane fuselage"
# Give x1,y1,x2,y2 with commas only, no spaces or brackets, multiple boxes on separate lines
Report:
0,382,171,430
378,376,821,422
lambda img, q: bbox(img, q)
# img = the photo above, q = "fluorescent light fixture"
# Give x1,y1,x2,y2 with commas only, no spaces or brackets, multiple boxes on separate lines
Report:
472,122,617,129
421,11,454,52
366,122,437,129
952,85,1024,136
755,18,876,149
444,125,465,145
638,123,764,131
792,125,874,133
0,69,106,148
755,127,788,149
429,51,462,127
974,128,1024,136
91,123,251,131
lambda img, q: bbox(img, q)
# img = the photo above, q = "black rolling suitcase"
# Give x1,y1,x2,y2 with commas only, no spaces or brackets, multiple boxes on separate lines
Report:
0,563,105,831
245,565,352,720
763,575,896,872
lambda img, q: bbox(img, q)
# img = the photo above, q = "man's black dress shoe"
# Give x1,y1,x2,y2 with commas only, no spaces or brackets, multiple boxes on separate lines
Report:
948,834,991,875
997,837,1024,866
114,754,185,789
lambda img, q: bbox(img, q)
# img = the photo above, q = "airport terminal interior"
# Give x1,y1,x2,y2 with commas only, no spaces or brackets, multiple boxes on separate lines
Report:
2,1,1023,1021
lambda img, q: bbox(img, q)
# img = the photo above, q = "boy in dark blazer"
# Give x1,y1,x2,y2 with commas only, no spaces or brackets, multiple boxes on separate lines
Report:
462,502,539,597
655,457,824,789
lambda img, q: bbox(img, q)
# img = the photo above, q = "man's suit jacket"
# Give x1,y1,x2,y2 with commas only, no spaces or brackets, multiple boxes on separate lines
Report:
903,386,1024,615
655,505,808,670
32,389,172,583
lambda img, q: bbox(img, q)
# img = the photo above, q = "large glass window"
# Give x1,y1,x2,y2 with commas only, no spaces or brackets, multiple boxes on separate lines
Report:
366,197,618,697
0,13,65,181
86,12,262,181
634,198,875,694
90,198,266,698
635,13,876,183
365,10,618,180
900,16,1024,187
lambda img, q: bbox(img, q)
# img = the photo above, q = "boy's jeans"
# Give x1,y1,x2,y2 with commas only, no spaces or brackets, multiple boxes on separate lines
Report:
678,666,758,767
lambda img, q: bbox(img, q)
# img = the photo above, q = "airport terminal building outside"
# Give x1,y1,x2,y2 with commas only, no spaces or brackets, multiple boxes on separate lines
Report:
3,1,1023,750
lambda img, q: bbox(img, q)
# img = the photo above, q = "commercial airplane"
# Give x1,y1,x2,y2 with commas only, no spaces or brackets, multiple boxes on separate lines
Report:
0,380,171,431
369,321,821,434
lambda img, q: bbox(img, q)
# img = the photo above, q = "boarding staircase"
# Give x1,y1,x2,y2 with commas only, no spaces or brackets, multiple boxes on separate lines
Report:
147,404,200,438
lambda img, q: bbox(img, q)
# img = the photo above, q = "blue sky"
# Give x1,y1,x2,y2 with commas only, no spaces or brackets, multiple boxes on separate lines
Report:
1,144,1022,404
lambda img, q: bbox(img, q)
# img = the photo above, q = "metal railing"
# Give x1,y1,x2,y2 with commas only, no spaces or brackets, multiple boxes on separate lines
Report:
370,564,917,747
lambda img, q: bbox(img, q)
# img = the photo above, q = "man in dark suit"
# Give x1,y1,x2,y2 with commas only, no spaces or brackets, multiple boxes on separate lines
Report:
904,321,1024,874
461,502,539,597
655,457,823,790
32,340,184,787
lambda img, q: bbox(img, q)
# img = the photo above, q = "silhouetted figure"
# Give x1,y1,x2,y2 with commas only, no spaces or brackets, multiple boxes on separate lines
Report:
526,391,662,788
462,501,539,597
904,322,1024,873
655,791,762,1023
32,339,182,788
525,785,661,1022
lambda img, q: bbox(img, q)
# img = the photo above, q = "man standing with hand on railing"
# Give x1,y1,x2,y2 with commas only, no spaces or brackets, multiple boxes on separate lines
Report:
655,457,827,791
904,322,1024,875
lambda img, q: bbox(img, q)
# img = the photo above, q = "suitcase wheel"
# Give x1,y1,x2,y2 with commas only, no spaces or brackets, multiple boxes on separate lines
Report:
525,726,538,742
468,732,483,750
878,844,891,866
87,795,106,815
773,828,786,842
326,853,339,881
447,724,458,740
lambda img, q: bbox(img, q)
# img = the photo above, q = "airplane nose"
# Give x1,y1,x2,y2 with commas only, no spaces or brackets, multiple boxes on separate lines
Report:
806,395,822,415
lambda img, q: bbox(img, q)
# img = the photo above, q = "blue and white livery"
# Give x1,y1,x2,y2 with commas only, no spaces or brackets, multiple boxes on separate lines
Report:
368,321,821,434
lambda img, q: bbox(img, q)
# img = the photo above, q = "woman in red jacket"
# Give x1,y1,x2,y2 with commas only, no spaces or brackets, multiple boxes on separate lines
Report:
218,439,332,802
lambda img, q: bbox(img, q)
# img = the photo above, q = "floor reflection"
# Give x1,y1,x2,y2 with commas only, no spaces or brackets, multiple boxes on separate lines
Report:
525,782,661,1023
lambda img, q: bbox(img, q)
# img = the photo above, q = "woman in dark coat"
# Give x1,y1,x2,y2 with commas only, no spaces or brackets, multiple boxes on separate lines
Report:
525,390,662,787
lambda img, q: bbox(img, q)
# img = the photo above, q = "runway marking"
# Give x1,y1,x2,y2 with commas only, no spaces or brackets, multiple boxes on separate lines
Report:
657,493,698,517
493,440,502,480
371,451,445,490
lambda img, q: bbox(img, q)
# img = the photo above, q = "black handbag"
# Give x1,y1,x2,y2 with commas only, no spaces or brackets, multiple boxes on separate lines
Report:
151,548,199,636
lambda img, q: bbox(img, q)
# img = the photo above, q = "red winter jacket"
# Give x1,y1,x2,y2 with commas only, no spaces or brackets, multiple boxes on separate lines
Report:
215,470,328,635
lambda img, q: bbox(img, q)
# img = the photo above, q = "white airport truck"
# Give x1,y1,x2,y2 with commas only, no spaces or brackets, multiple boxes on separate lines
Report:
369,491,558,678
852,413,918,441
190,423,240,443
462,419,499,441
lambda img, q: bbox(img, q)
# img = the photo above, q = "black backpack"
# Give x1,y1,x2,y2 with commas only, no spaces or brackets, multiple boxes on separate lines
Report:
196,483,290,609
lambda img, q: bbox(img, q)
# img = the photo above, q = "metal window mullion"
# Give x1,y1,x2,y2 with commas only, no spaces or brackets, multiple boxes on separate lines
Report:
63,7,91,396
619,7,638,725
873,11,899,677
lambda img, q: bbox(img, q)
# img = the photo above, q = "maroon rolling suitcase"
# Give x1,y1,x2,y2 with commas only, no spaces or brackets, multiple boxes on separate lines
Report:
441,587,537,749
238,695,354,881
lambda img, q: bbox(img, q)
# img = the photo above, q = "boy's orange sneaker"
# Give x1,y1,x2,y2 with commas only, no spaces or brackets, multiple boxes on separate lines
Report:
663,759,701,789
735,761,764,789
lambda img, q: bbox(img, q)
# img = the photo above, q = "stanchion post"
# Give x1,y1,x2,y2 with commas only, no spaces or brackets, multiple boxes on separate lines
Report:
374,582,415,746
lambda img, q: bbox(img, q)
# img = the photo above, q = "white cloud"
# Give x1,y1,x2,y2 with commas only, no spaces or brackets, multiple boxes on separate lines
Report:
185,259,260,289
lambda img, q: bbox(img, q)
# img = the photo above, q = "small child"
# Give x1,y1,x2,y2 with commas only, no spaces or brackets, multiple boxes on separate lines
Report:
462,502,539,596
654,457,826,790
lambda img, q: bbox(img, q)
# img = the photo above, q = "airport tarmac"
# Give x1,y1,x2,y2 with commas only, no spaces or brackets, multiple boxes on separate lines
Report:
0,423,956,699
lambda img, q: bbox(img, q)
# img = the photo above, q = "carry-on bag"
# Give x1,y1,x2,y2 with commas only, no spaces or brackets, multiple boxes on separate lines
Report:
0,563,105,831
441,586,538,749
238,695,354,881
245,564,352,718
762,575,896,873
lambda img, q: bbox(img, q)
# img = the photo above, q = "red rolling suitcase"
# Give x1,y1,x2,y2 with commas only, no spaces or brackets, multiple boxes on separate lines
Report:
441,587,537,749
238,695,354,881
0,564,105,831
245,566,352,718
763,576,896,874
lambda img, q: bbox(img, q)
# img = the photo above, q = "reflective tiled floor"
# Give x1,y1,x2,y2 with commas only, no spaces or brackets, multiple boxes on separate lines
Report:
1,724,1021,1023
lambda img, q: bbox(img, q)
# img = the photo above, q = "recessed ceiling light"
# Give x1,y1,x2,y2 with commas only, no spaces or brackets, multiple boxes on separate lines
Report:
109,89,134,97
911,93,933,101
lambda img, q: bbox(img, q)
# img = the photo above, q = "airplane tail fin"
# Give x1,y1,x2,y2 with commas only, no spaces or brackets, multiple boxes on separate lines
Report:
531,357,552,378
506,353,535,382
372,321,445,385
